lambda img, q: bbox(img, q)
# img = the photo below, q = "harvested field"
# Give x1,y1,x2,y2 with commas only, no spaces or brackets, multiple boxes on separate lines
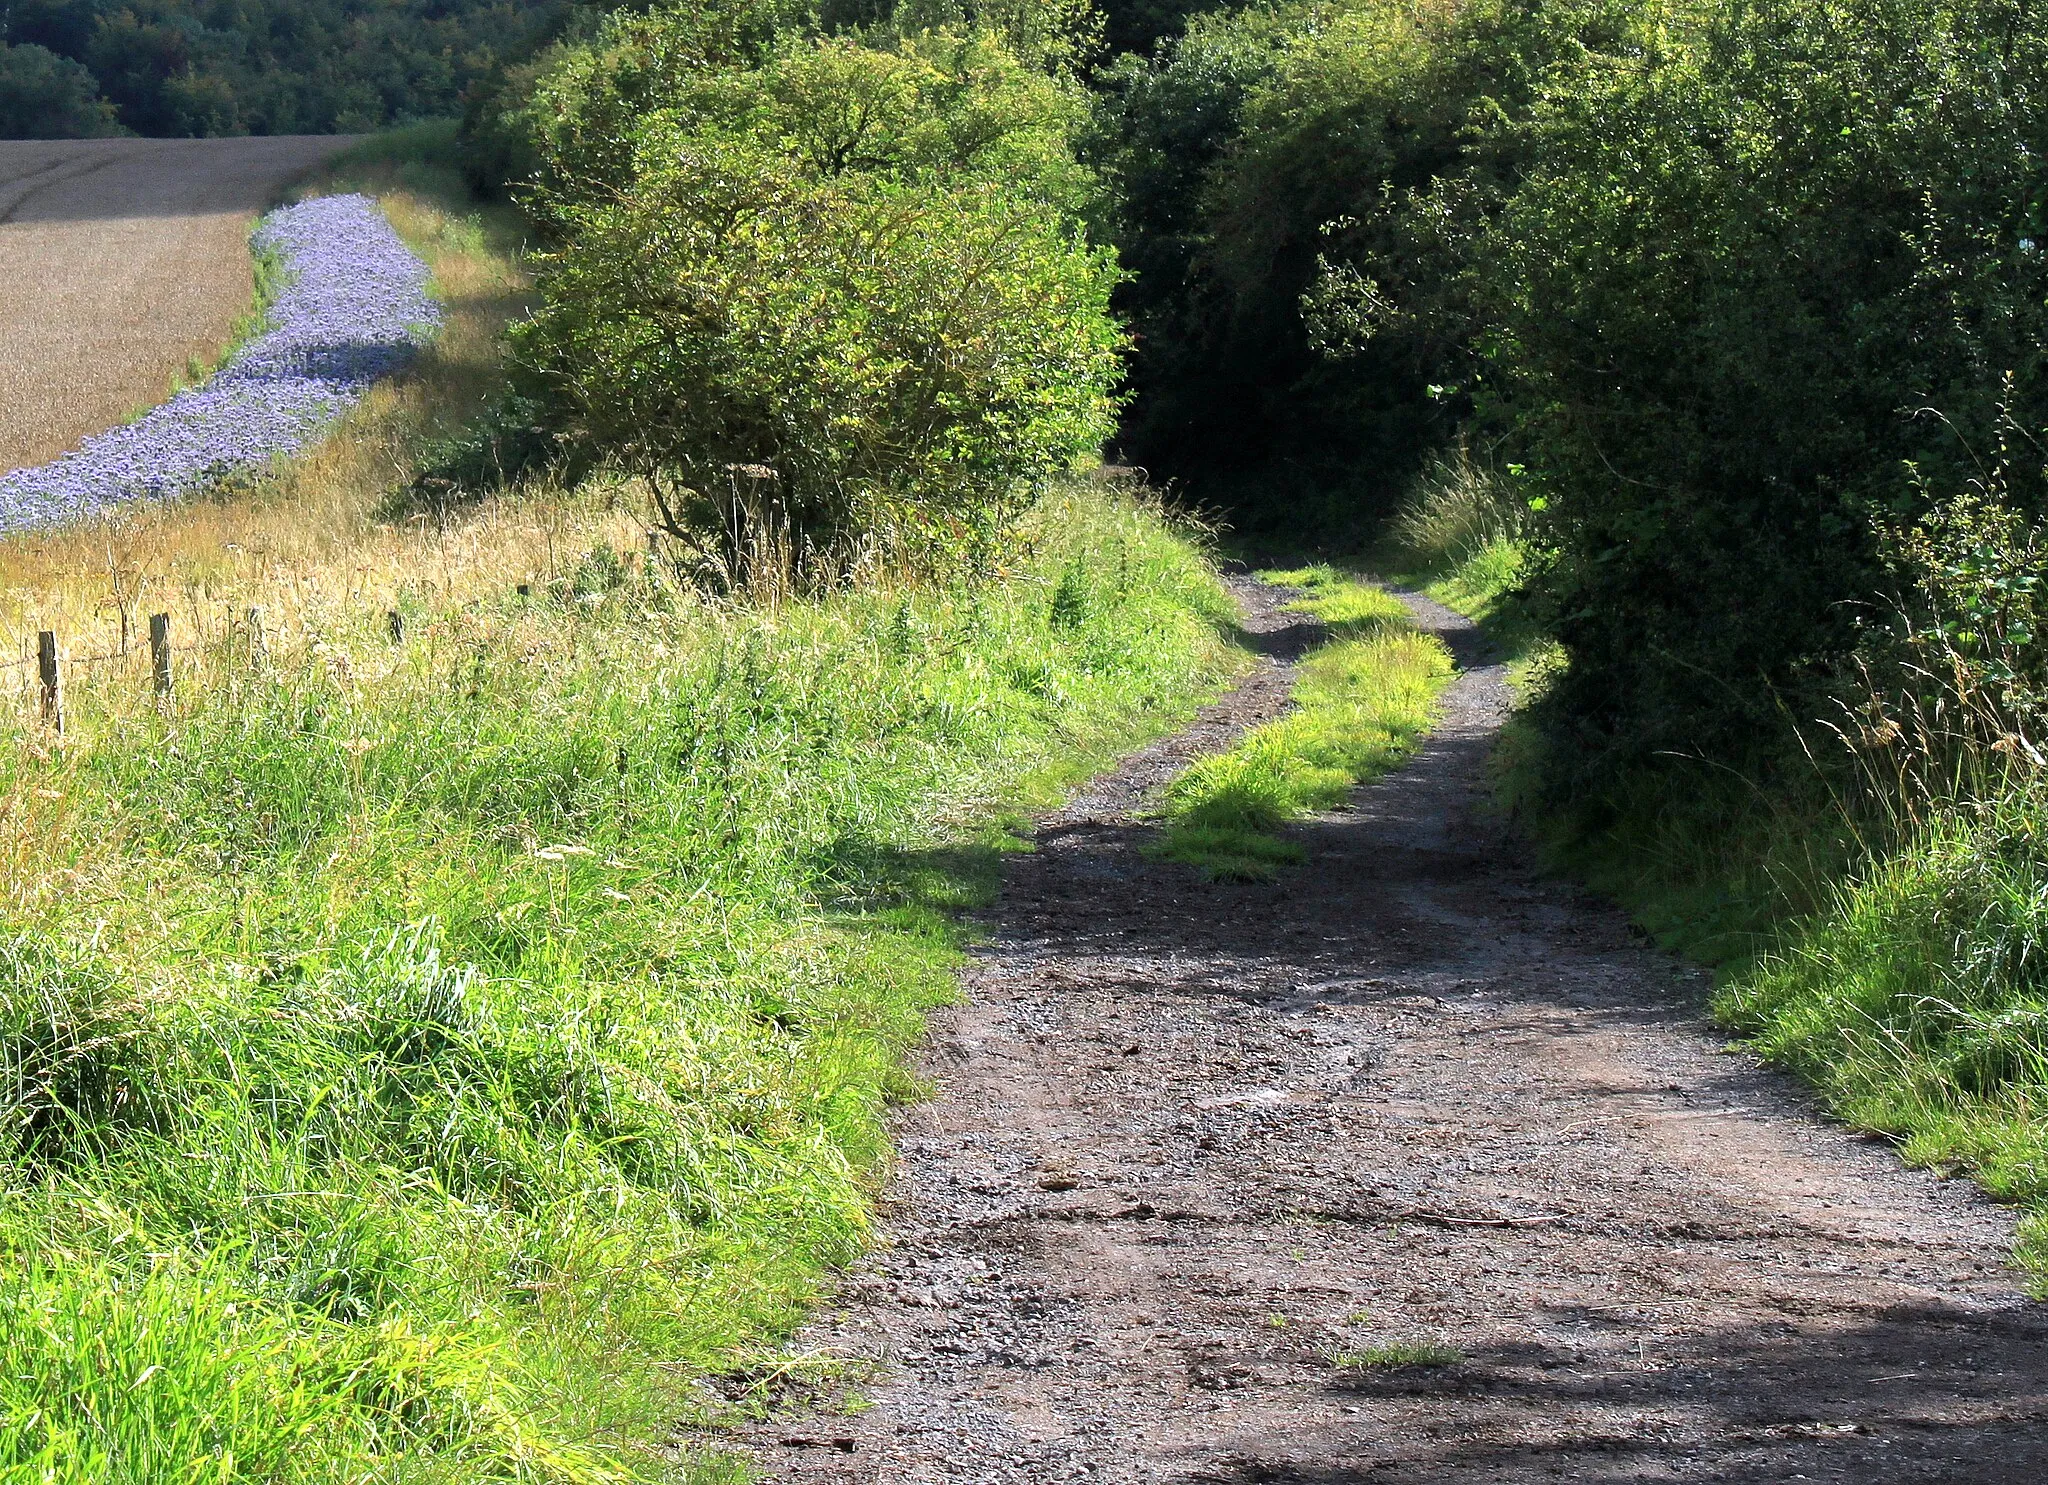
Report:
0,136,354,476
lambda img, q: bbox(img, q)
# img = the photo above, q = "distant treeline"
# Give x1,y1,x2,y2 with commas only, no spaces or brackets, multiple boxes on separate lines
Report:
0,0,566,137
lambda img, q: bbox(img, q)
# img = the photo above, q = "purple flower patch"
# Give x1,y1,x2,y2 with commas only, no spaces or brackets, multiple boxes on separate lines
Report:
0,194,440,532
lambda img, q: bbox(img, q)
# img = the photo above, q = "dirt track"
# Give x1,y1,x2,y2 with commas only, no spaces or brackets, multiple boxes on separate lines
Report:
0,136,352,475
738,578,2048,1483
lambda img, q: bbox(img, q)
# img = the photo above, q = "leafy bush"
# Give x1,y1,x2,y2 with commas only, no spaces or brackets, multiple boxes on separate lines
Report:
1487,0,2048,772
514,103,1121,582
1089,5,1294,461
465,8,1117,583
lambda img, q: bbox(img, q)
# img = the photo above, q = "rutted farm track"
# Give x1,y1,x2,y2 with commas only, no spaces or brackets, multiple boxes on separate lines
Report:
0,136,351,475
742,579,2048,1483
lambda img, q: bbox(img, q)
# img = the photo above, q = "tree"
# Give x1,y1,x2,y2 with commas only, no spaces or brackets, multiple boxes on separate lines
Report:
0,39,123,137
514,140,1124,583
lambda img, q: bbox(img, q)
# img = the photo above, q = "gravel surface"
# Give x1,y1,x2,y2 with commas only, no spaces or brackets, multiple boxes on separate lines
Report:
0,136,351,476
733,576,2048,1483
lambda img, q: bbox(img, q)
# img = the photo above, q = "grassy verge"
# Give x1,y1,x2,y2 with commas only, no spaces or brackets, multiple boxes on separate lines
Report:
0,134,1248,1480
1523,751,2048,1286
1381,465,2048,1288
1154,568,1453,879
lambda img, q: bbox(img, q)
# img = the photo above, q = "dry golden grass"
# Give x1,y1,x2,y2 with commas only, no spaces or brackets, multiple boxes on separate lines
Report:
0,147,642,727
0,136,357,474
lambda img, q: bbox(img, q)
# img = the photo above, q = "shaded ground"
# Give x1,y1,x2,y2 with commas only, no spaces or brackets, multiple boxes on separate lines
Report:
737,578,2048,1483
0,136,351,474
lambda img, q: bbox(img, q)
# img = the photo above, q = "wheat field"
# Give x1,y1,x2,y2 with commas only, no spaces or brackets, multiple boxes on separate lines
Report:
0,136,354,476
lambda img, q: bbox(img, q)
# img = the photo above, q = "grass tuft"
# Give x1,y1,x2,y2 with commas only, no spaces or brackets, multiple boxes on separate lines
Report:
1154,568,1452,879
1331,1339,1463,1370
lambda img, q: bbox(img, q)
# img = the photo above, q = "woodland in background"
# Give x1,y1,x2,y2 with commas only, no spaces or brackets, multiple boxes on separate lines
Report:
0,0,565,135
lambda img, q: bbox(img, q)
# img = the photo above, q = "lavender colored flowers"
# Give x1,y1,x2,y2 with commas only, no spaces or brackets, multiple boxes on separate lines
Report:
0,194,440,532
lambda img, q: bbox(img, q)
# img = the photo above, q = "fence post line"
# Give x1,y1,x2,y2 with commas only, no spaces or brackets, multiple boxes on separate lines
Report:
36,631,61,734
149,613,172,698
248,606,266,665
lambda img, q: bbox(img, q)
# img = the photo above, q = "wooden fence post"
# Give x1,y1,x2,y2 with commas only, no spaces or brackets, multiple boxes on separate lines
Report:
387,609,405,644
247,606,266,665
149,612,172,698
36,631,61,734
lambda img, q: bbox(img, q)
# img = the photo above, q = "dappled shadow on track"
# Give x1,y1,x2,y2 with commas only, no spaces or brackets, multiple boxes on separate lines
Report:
1210,1299,2048,1482
744,577,2046,1485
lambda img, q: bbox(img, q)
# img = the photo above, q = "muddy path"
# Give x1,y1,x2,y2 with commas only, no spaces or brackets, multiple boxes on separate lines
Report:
739,578,2048,1483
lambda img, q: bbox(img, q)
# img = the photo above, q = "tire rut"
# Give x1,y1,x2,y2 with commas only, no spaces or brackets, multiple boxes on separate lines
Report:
732,576,2048,1484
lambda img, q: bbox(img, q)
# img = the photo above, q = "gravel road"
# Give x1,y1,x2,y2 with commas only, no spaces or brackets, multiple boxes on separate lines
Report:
0,136,352,475
736,577,2048,1483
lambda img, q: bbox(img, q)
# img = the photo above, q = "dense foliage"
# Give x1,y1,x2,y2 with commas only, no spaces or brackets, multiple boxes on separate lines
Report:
1491,0,2048,768
0,39,122,135
0,0,563,136
469,5,1122,582
1096,0,2048,774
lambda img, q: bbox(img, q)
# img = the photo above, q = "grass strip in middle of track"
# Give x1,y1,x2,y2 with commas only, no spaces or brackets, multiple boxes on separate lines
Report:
1154,568,1455,880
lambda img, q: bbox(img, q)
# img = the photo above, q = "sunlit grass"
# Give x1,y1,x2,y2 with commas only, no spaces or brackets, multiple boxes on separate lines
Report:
0,128,1248,1479
1153,568,1452,879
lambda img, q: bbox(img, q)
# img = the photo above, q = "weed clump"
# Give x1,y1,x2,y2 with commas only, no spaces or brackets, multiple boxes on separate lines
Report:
1332,1339,1463,1370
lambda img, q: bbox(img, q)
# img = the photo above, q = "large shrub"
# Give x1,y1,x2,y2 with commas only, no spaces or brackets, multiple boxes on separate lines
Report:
480,11,1118,584
1487,0,2048,773
514,141,1124,581
472,0,814,213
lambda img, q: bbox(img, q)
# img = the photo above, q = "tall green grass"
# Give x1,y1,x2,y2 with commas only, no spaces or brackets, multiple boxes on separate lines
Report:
1155,569,1452,879
0,126,1254,1475
1379,451,1530,631
1714,788,2048,1281
0,425,1239,1480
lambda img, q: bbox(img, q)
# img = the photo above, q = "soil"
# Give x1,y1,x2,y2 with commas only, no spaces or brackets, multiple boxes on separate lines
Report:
0,136,351,475
736,577,2048,1483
